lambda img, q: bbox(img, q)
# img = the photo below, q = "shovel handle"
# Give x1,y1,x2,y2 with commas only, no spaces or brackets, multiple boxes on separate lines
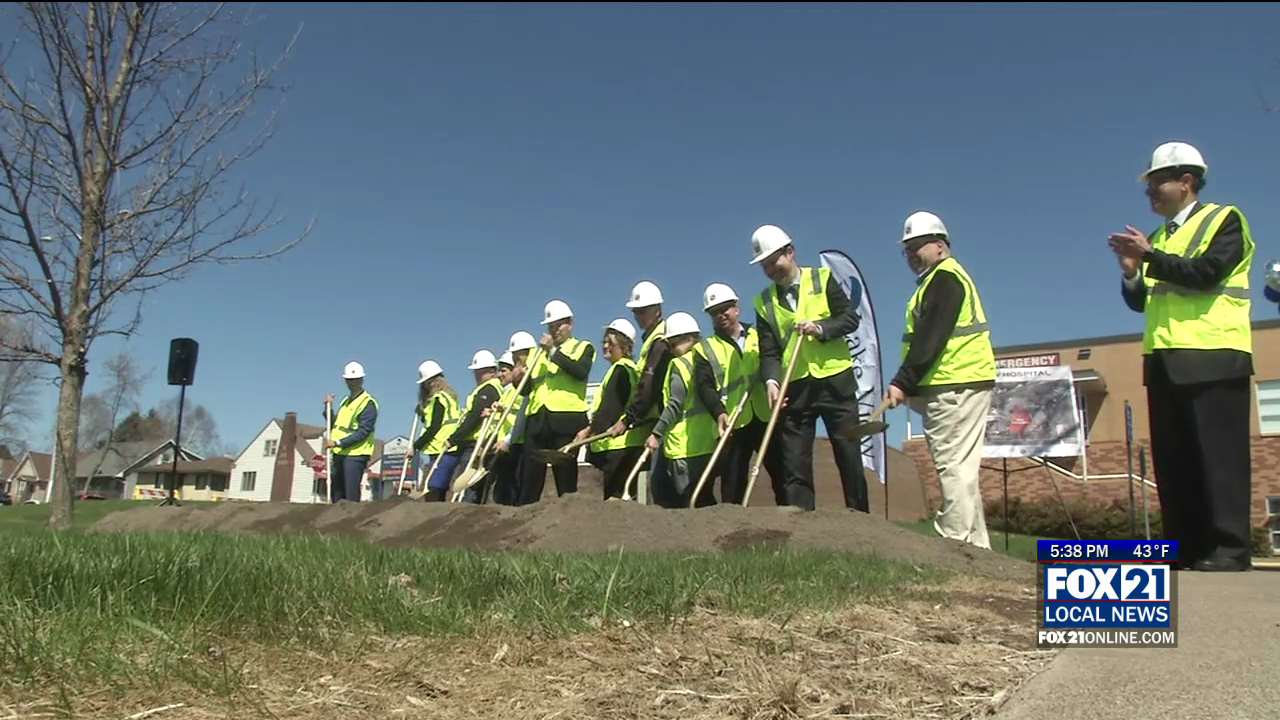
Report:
688,391,750,509
559,429,613,454
397,412,420,496
621,445,653,502
742,334,804,507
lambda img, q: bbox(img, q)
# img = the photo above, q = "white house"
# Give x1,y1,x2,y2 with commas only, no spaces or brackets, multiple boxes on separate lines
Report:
227,413,328,503
229,412,385,503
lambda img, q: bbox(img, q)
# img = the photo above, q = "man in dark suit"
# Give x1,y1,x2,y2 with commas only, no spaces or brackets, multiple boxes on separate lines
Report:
1108,141,1255,571
749,224,868,511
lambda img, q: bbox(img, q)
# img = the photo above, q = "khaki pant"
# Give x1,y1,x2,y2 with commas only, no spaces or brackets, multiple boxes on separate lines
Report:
910,386,992,550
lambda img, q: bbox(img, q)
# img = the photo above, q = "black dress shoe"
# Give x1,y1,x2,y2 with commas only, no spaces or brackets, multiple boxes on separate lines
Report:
1191,558,1251,572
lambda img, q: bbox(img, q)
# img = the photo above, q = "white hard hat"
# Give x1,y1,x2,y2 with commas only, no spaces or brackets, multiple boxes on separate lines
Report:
703,282,740,311
1142,141,1207,180
541,299,573,325
625,281,664,309
416,360,443,384
664,311,700,338
749,224,794,265
901,211,949,243
467,349,497,370
605,317,637,343
342,361,365,379
509,331,537,353
498,351,515,367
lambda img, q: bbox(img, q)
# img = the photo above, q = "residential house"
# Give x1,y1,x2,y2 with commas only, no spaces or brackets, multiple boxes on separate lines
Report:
75,440,202,500
129,456,234,501
228,412,385,503
4,450,50,503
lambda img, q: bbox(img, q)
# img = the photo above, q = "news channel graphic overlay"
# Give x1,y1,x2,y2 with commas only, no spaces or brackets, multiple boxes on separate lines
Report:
1037,540,1179,649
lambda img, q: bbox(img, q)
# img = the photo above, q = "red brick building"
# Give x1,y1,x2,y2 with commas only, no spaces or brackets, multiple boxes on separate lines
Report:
903,319,1280,552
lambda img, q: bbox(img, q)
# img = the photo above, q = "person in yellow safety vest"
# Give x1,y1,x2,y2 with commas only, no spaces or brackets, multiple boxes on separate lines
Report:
605,281,674,503
410,360,460,502
700,283,783,505
516,300,596,504
749,225,868,512
495,332,538,504
444,349,504,504
488,348,526,505
646,312,730,508
883,212,997,549
1109,141,1255,572
323,361,379,503
575,318,646,499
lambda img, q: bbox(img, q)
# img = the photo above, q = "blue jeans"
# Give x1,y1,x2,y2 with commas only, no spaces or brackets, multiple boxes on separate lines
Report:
330,455,370,503
425,452,461,491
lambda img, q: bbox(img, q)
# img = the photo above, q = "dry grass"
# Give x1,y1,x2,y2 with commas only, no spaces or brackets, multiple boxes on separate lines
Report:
2,577,1052,720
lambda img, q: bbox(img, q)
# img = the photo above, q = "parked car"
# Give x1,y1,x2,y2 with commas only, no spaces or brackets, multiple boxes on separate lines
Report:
0,490,11,506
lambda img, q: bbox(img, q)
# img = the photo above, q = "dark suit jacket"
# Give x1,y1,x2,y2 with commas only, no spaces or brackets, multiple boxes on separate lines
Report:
1120,201,1254,386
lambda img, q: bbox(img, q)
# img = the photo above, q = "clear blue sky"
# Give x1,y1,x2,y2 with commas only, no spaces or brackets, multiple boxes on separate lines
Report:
23,3,1280,456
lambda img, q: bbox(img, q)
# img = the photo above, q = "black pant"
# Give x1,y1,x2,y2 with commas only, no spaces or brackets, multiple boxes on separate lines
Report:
518,412,583,504
329,455,370,503
665,454,714,508
592,446,644,500
1147,374,1252,567
725,418,784,505
491,444,523,505
777,373,868,511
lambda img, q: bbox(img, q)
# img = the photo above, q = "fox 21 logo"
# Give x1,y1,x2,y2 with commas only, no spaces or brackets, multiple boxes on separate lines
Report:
1036,541,1178,648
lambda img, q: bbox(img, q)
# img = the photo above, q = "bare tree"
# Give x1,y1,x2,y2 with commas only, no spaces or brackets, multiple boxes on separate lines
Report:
0,316,41,449
79,350,145,492
0,4,306,528
156,398,225,457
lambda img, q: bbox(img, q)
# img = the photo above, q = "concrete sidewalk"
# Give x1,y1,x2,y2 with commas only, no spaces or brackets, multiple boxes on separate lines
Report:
995,571,1280,720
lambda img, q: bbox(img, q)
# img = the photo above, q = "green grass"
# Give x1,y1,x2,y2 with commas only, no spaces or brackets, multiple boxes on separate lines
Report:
0,499,212,533
0,529,942,692
897,519,1043,562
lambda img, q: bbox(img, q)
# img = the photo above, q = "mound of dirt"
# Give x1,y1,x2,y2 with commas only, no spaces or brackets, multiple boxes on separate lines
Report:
90,495,1030,579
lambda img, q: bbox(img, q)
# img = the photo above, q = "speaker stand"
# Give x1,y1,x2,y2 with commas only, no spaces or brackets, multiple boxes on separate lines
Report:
160,384,187,507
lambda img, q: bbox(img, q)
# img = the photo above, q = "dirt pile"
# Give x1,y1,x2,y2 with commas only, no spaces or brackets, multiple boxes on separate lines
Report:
91,494,1029,579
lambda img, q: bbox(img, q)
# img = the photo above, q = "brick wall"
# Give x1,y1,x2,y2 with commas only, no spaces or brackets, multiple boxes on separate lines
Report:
904,434,1280,528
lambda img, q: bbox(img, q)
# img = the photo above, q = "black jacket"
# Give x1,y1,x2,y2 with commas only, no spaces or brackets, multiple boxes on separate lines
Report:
1120,202,1253,386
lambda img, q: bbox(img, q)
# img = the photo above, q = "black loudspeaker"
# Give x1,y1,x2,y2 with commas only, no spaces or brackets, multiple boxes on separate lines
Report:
168,338,199,386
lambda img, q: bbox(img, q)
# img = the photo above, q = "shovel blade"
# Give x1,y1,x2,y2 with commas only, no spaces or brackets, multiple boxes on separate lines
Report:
531,449,576,464
837,419,889,440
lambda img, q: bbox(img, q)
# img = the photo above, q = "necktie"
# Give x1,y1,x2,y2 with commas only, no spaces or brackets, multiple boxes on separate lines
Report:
1166,220,1179,236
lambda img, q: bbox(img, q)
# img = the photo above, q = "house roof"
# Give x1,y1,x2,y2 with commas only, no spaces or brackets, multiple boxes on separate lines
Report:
7,451,52,482
169,457,234,474
108,440,204,478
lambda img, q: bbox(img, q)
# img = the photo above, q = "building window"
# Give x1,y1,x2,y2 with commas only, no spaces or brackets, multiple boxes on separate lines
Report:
210,474,226,492
240,471,256,492
1258,380,1280,435
195,474,207,490
264,439,278,457
1273,530,1280,553
1268,496,1280,516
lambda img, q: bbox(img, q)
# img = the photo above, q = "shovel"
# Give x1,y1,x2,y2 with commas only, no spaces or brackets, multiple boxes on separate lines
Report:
448,408,502,502
688,391,750,509
410,451,447,500
322,399,332,504
742,334,804,507
396,412,420,496
530,429,614,464
620,445,653,502
450,348,543,501
833,397,893,441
